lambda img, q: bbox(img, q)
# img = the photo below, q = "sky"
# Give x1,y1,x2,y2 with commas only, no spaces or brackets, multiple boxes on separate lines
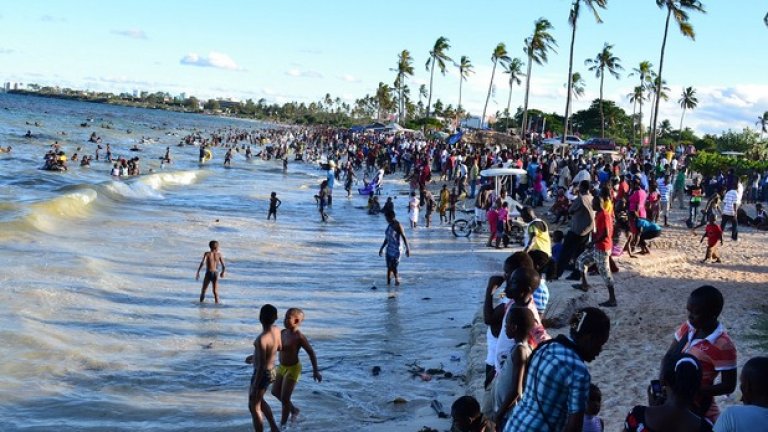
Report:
1,0,767,136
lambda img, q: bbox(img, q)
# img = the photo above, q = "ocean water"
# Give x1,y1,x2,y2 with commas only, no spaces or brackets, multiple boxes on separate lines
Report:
0,94,497,431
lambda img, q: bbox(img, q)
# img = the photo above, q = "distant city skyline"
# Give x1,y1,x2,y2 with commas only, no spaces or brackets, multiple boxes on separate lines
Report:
1,0,766,135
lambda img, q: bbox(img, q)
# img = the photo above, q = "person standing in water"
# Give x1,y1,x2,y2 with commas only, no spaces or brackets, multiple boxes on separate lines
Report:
271,308,322,427
267,192,282,221
379,210,410,286
246,304,282,432
195,240,226,303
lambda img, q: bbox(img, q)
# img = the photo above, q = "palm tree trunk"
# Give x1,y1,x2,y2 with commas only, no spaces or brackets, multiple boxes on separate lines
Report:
631,99,637,145
482,61,497,128
521,55,534,137
563,2,579,144
651,7,673,160
457,78,463,125
599,69,605,138
506,84,513,130
427,58,435,118
678,107,686,146
648,93,656,140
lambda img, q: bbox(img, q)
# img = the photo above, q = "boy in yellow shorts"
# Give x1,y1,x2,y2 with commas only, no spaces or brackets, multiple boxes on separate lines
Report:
271,308,322,427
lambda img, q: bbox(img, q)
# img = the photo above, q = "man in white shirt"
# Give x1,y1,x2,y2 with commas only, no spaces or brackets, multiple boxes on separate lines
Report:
721,185,739,241
714,357,768,432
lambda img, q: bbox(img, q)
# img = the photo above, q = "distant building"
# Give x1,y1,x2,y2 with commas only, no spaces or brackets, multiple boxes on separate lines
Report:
460,116,483,130
2,82,10,92
178,92,186,100
132,89,139,98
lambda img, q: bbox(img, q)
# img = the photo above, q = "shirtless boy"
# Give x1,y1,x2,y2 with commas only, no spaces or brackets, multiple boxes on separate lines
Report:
246,304,282,432
271,308,322,427
195,240,226,303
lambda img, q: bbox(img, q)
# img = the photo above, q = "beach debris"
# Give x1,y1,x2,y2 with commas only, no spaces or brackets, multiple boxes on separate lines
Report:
430,400,449,419
202,342,214,350
426,365,445,375
372,366,381,376
419,373,432,381
371,285,377,290
455,342,467,348
461,324,471,329
450,355,461,362
421,297,431,301
418,427,439,432
392,397,408,404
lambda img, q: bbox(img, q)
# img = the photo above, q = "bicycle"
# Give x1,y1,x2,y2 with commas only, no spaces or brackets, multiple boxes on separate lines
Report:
451,208,526,246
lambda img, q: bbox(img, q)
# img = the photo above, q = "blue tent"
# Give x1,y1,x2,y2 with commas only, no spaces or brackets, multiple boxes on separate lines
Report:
446,130,463,146
349,125,366,133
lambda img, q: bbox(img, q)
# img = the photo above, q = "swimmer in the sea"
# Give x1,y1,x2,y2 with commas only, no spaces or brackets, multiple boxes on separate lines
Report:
195,240,226,303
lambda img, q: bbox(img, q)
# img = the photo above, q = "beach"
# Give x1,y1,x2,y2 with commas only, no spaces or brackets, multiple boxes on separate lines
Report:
1,93,766,431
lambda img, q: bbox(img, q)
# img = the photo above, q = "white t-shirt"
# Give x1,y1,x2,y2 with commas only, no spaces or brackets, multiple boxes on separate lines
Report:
713,405,768,432
723,190,739,216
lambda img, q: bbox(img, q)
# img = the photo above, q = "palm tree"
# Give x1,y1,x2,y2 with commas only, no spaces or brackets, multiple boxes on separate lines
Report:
482,43,511,127
756,111,768,140
521,18,558,137
503,58,525,129
425,37,452,119
585,42,623,137
418,84,428,105
676,86,698,145
570,72,586,100
375,82,394,120
627,86,645,145
650,0,706,158
563,72,586,135
394,50,414,123
457,56,474,122
629,61,654,145
563,0,608,144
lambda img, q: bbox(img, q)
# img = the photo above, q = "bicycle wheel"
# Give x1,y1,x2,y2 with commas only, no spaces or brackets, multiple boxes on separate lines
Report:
452,219,472,237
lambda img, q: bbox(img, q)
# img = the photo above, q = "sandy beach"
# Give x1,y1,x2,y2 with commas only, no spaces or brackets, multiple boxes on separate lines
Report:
457,205,768,431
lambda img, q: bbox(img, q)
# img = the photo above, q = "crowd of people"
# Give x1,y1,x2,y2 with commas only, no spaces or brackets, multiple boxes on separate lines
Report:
17,119,766,431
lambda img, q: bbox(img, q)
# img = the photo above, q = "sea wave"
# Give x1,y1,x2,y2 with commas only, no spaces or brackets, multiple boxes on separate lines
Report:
24,189,98,232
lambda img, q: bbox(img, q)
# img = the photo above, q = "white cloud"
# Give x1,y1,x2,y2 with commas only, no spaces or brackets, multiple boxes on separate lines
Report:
180,52,241,71
111,29,147,40
339,74,361,83
0,48,14,54
285,68,323,78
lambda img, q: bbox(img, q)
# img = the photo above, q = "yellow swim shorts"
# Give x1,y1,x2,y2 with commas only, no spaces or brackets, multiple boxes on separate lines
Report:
276,362,302,382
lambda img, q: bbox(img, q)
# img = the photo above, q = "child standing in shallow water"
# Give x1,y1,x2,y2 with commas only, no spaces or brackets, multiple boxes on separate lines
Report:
195,240,226,303
246,304,282,432
267,192,282,220
271,308,322,427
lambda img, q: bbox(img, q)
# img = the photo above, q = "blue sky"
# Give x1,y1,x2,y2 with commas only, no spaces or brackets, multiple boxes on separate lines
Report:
1,0,767,135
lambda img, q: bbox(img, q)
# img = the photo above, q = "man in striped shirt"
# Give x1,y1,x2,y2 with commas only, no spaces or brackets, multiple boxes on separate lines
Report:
658,174,672,227
721,185,739,241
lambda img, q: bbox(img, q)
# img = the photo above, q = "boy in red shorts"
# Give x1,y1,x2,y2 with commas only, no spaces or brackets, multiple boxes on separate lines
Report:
700,214,723,263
